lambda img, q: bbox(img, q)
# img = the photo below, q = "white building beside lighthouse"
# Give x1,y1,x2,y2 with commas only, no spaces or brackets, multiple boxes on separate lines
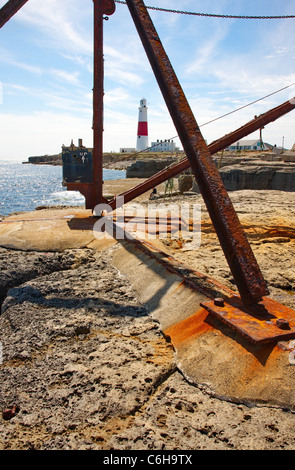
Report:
136,98,149,152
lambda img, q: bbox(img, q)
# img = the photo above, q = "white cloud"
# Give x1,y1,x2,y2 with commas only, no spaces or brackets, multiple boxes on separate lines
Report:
214,66,295,97
50,69,81,86
4,82,92,115
16,0,92,56
104,87,133,107
0,46,42,74
104,42,151,88
184,25,229,75
61,53,93,74
105,64,145,88
0,111,93,161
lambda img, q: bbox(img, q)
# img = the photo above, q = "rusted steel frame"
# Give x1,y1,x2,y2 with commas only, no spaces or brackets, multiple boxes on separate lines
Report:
125,0,269,306
0,0,29,28
92,0,105,207
201,296,295,344
108,97,295,210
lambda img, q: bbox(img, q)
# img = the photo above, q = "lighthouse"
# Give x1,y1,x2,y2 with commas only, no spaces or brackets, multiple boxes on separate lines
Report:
136,98,149,152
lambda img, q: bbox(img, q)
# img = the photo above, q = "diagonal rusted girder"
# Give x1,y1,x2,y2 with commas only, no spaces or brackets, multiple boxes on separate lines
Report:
108,97,295,210
125,0,269,306
0,0,29,28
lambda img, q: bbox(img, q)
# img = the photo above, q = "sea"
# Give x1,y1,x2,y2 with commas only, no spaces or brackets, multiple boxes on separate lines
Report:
0,161,126,217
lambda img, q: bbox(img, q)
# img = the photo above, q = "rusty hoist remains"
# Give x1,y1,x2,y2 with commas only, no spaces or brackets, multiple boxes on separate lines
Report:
1,0,295,345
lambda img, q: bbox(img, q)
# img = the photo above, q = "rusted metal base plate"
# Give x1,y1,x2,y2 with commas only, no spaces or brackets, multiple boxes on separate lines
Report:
200,296,295,344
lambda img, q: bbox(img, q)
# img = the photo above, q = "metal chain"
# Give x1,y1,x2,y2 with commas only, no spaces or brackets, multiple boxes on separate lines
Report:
114,0,295,19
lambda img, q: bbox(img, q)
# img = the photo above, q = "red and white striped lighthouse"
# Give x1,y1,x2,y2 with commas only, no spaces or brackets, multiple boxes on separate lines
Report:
136,98,149,152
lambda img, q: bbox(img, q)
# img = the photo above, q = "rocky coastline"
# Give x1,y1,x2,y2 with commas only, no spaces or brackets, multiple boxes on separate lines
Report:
23,149,295,194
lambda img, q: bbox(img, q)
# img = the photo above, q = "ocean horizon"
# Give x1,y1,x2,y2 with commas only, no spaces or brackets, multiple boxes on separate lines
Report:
0,161,126,217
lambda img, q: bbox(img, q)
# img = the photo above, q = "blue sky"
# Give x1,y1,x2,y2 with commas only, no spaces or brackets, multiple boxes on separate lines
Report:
0,0,295,160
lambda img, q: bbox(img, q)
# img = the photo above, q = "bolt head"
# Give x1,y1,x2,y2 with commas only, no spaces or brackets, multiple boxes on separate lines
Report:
214,298,225,307
276,318,290,330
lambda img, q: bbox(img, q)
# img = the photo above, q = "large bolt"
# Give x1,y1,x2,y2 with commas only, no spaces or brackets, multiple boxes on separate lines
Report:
276,318,290,330
214,298,225,307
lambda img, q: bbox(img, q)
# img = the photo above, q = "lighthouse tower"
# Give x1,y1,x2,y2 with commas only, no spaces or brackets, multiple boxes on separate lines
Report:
136,98,149,152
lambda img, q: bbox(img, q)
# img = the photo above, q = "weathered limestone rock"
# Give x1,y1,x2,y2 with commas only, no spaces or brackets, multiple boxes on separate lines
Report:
0,189,295,450
0,247,95,307
126,159,177,178
220,163,295,191
192,162,295,192
0,248,175,450
282,151,295,162
178,175,193,194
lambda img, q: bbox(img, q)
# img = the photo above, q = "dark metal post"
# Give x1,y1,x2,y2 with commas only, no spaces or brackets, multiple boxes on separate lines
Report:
125,0,269,306
92,0,104,207
0,0,29,28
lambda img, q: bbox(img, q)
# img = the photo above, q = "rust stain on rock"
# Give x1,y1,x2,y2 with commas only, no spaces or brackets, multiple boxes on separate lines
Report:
164,308,212,347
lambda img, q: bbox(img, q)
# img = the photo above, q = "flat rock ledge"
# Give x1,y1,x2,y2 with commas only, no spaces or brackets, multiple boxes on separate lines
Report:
1,245,295,450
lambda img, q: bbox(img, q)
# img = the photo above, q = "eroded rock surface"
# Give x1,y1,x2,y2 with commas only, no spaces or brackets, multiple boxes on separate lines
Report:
165,190,295,310
0,248,175,450
1,190,295,450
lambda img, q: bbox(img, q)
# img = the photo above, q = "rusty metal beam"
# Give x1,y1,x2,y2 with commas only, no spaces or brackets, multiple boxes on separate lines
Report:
0,0,29,28
92,0,105,207
125,0,269,306
108,97,295,210
91,0,116,207
209,99,295,154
